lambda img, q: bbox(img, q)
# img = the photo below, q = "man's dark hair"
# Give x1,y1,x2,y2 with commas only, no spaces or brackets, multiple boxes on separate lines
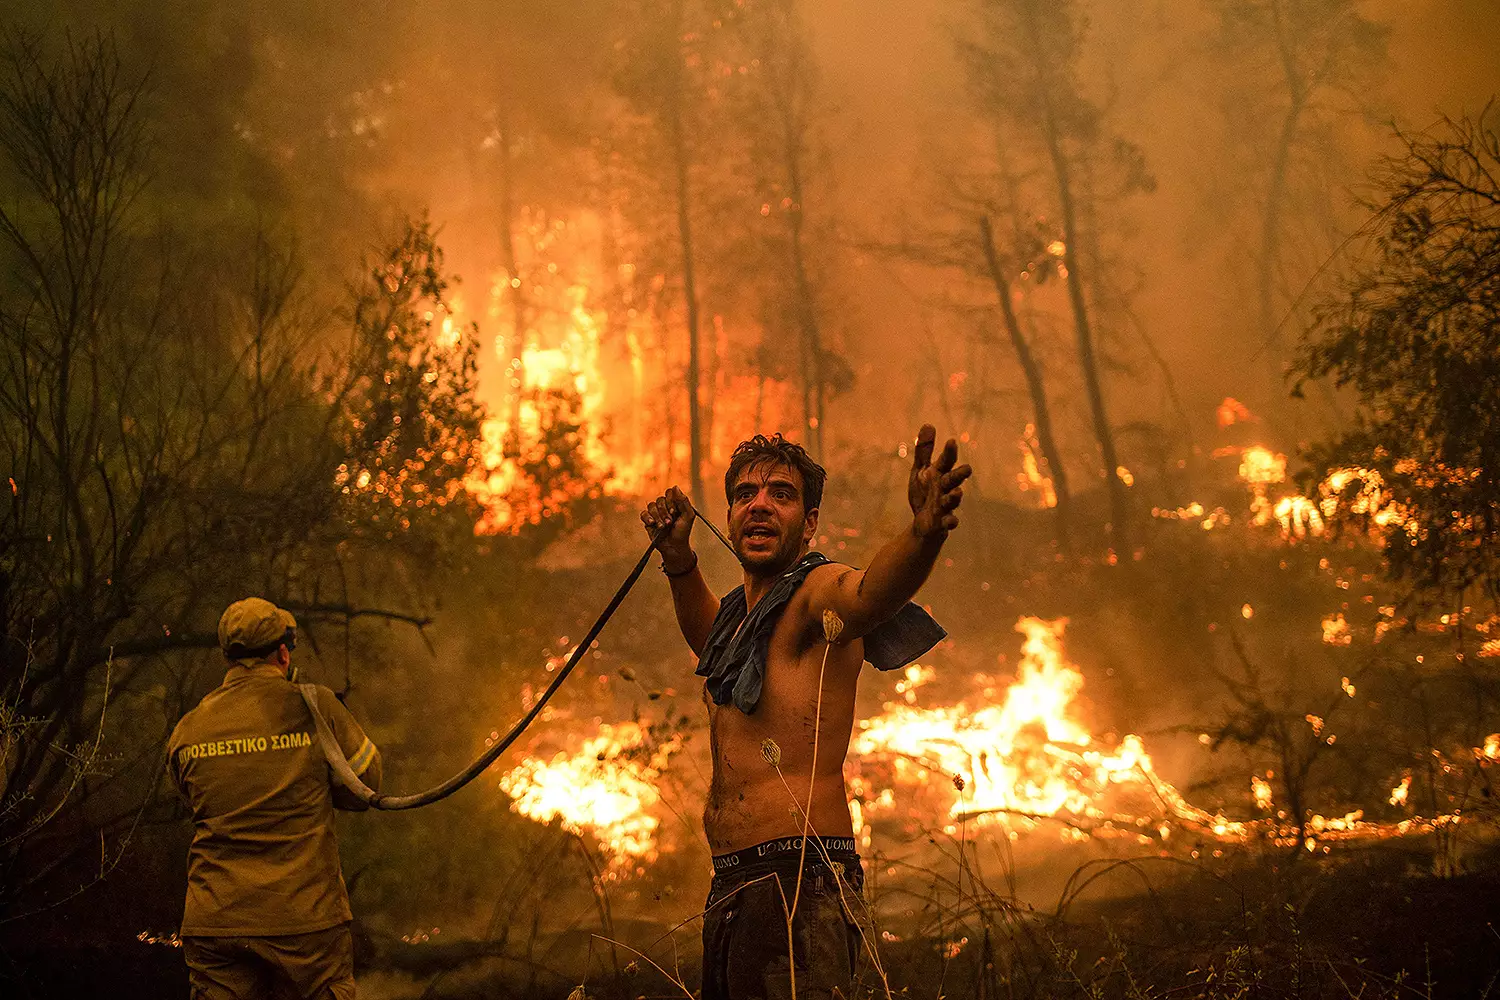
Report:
724,434,826,514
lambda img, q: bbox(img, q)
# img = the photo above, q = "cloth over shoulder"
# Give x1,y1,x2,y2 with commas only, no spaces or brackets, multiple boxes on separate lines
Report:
696,551,947,715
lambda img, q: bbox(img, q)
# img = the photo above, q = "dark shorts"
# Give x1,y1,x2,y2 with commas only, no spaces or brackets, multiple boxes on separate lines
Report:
702,837,870,1000
182,922,354,1000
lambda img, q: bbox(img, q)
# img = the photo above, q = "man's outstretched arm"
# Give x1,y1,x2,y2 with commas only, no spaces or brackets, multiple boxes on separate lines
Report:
642,485,720,656
805,425,971,640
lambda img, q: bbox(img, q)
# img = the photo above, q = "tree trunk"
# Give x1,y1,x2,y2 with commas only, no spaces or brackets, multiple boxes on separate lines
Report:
495,108,528,453
1259,0,1310,352
1022,0,1129,552
1259,92,1305,350
781,105,824,460
979,216,1070,549
664,14,705,508
1053,158,1129,553
746,2,824,458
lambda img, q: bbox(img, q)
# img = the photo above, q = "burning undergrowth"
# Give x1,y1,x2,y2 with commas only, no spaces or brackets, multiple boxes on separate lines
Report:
323,406,1500,1000
476,429,1500,888
497,720,684,873
494,612,1484,879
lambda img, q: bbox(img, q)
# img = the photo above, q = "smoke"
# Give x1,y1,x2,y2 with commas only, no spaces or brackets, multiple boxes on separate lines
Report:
15,0,1491,454
5,2,1498,991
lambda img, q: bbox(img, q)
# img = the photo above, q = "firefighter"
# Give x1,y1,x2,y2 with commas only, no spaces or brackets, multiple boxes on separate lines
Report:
167,597,381,1000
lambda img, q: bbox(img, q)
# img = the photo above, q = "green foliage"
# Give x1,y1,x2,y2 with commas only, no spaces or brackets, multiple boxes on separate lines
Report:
1294,108,1500,603
339,216,485,545
0,34,487,918
508,387,606,532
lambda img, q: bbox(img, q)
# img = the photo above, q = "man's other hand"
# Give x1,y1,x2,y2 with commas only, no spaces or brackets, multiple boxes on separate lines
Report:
642,485,697,572
908,425,973,538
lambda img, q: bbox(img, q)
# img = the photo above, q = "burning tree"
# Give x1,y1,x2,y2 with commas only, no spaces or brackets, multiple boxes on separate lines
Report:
977,213,1073,548
611,0,725,509
0,35,484,919
1268,110,1500,869
730,0,853,462
955,0,1157,553
339,217,485,544
1293,106,1500,605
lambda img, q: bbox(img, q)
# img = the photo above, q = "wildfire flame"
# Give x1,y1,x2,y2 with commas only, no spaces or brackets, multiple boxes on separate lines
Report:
1210,444,1427,544
497,721,681,870
1251,775,1274,812
847,618,1460,853
1217,397,1254,428
448,210,801,533
1016,425,1058,509
499,615,1462,869
850,618,1249,843
491,440,1473,870
463,266,655,533
1239,446,1286,485
1233,444,1285,529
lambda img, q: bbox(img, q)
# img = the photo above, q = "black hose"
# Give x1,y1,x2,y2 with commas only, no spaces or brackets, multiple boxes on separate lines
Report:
369,529,666,810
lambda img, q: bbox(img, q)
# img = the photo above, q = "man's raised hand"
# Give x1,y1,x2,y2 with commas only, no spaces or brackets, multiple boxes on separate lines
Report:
641,485,697,573
907,424,973,539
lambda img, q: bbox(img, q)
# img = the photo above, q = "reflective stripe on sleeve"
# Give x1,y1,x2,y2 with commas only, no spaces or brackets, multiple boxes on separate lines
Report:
348,737,377,776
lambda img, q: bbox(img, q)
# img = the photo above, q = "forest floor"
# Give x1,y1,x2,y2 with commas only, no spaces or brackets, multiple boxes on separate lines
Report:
353,836,1500,999
4,832,1499,999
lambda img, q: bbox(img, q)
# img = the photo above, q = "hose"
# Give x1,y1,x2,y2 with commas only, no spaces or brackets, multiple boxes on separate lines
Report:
324,502,730,811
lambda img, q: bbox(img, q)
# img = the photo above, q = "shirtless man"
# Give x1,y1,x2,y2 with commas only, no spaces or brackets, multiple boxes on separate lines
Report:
641,426,970,1000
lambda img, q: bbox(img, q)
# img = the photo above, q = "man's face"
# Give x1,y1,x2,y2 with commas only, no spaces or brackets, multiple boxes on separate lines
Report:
727,460,817,574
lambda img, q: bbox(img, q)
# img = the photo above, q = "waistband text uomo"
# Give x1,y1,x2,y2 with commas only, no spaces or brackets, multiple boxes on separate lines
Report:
711,836,858,873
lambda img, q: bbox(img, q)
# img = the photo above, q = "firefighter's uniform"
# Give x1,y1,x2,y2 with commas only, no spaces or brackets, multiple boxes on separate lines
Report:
168,598,381,1000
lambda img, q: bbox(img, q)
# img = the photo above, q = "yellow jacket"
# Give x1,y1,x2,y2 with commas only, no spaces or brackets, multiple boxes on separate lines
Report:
167,664,381,936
